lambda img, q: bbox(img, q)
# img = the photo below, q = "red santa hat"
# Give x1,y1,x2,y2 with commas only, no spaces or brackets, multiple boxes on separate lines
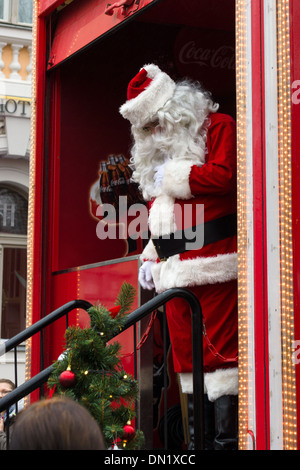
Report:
119,64,176,128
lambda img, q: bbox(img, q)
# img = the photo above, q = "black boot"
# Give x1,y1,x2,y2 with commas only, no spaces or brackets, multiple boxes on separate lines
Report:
214,395,238,450
187,394,215,450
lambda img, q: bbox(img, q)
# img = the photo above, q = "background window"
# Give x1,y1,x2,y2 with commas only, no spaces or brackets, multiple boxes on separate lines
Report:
0,0,33,25
18,0,32,24
0,185,28,339
0,187,28,234
0,0,9,21
1,246,26,338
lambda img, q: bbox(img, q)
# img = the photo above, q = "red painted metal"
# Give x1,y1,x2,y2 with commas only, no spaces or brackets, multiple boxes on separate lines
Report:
38,0,65,16
49,260,140,375
251,0,270,450
30,27,46,326
48,72,61,273
42,71,62,368
47,0,160,69
105,0,135,16
30,14,48,396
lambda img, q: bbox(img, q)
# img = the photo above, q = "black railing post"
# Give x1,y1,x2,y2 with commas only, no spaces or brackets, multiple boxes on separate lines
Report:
191,296,205,450
163,304,168,449
6,407,10,450
14,347,18,388
117,288,204,450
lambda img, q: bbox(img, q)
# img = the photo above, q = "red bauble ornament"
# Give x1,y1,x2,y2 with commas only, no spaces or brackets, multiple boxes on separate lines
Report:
59,370,76,388
122,423,135,441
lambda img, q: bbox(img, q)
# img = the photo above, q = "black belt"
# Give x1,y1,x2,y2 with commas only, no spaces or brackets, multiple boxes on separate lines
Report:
151,213,237,261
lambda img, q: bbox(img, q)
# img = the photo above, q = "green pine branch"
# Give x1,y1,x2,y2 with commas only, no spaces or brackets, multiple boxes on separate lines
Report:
115,282,136,314
47,282,144,450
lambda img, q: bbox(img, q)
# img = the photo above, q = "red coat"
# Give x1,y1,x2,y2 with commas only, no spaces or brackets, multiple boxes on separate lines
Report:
141,113,238,376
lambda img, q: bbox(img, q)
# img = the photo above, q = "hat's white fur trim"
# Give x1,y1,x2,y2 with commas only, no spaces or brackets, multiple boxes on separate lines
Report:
119,64,176,128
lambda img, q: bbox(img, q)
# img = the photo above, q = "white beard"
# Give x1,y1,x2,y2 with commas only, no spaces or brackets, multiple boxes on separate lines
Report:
131,124,207,201
130,131,165,200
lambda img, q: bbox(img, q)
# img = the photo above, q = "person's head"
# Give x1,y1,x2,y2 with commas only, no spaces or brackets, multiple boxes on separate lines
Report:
120,64,219,200
0,379,15,398
10,396,106,450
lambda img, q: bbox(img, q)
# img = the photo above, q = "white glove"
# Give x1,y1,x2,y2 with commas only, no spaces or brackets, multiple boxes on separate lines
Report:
154,162,166,188
138,261,155,290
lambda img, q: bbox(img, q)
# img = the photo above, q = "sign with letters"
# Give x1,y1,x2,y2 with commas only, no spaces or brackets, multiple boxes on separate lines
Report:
0,96,31,117
175,27,235,96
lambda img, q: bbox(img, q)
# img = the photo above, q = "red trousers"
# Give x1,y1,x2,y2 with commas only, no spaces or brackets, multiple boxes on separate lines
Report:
165,280,238,373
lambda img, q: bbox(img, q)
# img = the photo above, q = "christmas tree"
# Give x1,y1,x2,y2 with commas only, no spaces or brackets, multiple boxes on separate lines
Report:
48,282,145,450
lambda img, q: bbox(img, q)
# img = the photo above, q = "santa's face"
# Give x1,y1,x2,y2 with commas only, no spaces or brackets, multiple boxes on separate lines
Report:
141,119,160,134
140,119,171,158
130,94,209,200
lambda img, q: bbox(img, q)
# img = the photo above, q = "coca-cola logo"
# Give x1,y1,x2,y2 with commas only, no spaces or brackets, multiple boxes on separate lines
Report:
178,42,235,71
175,27,235,95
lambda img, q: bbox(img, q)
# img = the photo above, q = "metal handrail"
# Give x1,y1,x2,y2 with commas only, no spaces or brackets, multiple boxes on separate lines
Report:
0,288,204,449
0,299,93,357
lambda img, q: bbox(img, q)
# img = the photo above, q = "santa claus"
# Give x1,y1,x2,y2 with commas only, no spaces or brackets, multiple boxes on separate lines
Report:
120,64,238,450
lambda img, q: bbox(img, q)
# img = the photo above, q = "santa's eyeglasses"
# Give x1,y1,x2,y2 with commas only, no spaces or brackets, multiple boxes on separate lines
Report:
142,119,160,133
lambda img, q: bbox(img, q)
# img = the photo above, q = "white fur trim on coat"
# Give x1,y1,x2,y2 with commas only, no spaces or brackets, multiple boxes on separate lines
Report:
148,194,177,237
151,252,237,293
179,368,238,402
119,64,176,128
140,240,158,262
162,160,195,200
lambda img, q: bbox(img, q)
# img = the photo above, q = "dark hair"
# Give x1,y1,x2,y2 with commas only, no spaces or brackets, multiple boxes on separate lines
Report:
10,396,106,450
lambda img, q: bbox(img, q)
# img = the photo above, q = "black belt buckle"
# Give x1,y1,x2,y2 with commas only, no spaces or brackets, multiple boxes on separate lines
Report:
151,237,168,261
151,233,187,261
